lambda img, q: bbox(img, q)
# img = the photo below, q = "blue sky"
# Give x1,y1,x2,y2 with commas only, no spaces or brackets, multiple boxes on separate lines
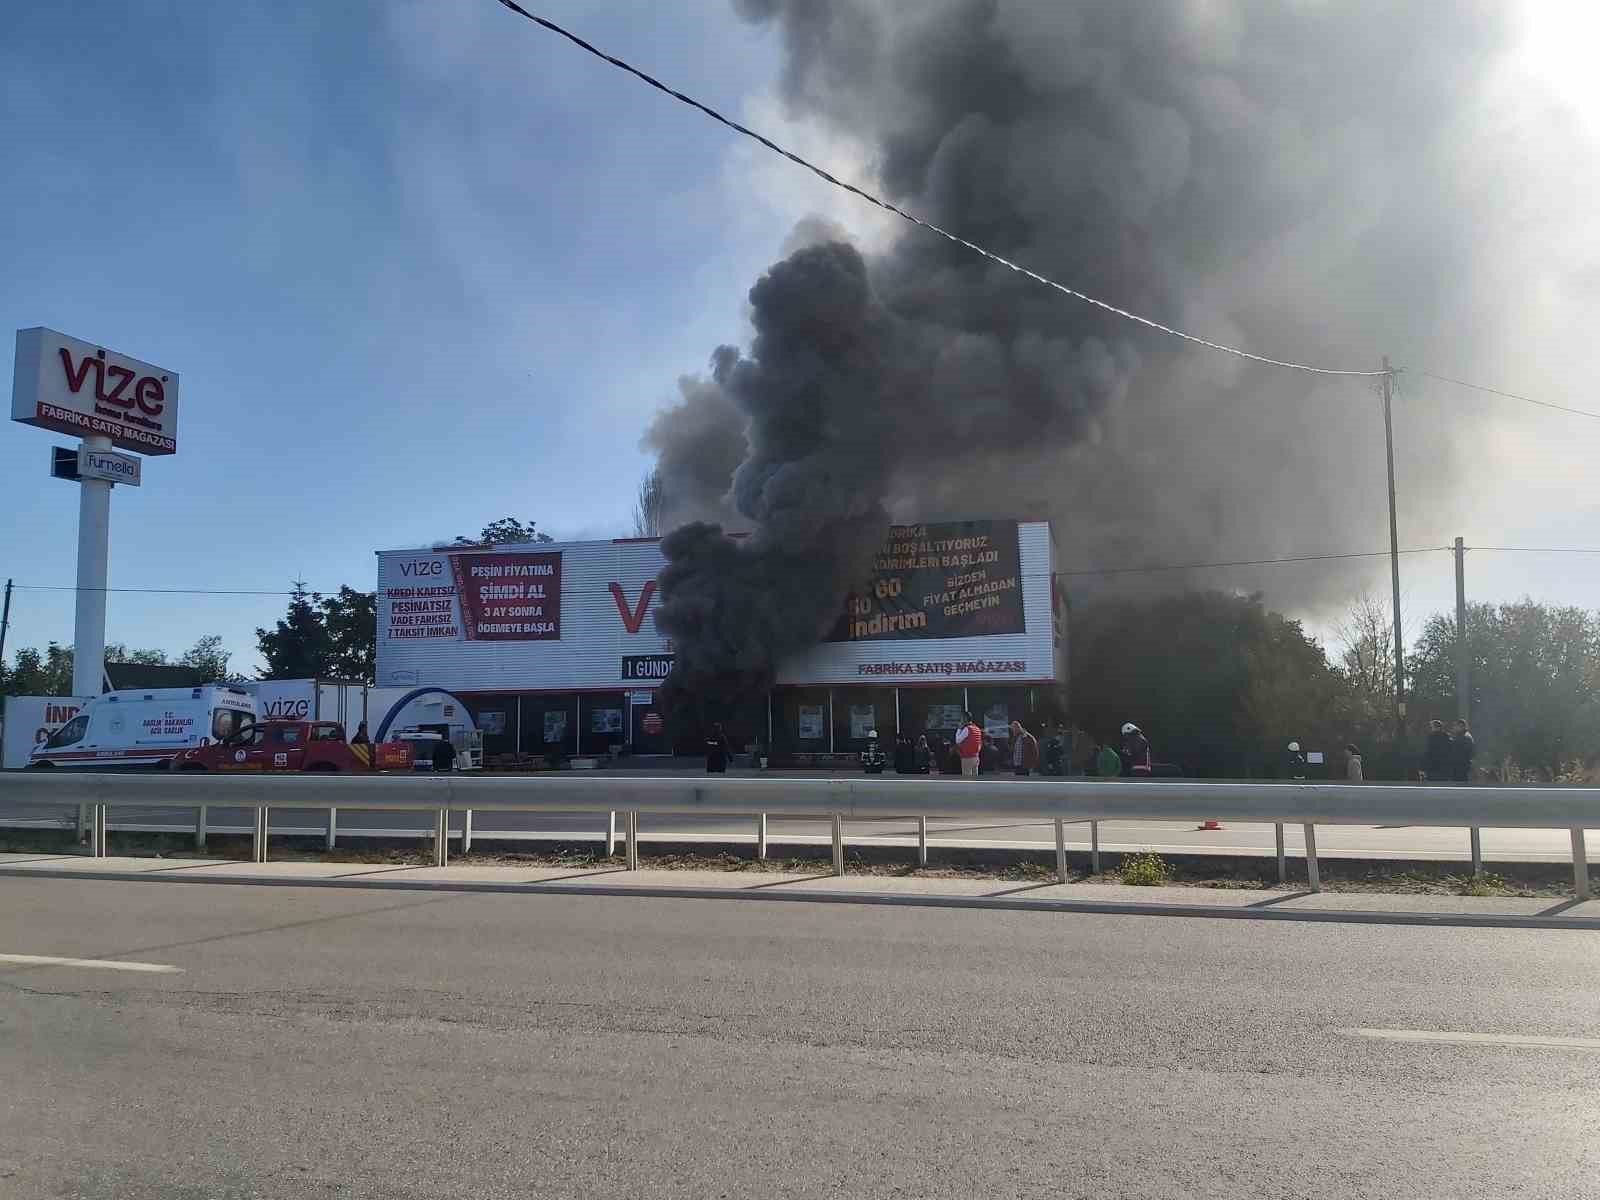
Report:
2,0,1597,677
0,0,788,673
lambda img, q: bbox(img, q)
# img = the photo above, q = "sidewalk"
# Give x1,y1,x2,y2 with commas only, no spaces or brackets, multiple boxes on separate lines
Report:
2,851,1596,929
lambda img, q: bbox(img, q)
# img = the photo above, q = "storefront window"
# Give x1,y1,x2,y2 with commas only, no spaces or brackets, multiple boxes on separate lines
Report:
830,686,898,752
580,693,628,756
773,688,831,755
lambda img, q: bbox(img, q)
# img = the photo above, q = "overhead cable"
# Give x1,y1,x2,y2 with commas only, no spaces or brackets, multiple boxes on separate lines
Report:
491,1,1386,378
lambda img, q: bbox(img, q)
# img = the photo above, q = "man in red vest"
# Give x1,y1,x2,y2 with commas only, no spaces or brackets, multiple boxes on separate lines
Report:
955,712,984,778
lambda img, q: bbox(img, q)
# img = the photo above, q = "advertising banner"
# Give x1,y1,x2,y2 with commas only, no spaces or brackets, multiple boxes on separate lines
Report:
797,705,825,740
1,696,92,769
543,710,568,744
11,327,179,455
448,551,562,642
827,521,1023,643
849,704,876,740
622,654,674,683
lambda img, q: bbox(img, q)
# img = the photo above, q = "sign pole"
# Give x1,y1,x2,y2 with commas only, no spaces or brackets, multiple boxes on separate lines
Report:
72,435,112,697
0,577,12,668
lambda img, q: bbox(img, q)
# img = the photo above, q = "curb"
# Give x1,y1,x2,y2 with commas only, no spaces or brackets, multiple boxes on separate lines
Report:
2,865,1596,931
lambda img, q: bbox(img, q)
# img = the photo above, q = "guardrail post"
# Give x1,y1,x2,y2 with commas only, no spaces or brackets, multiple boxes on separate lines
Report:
460,809,473,856
1469,827,1482,878
196,805,208,851
606,811,617,857
325,807,337,852
91,804,107,858
917,816,928,869
1275,823,1286,885
1572,829,1590,900
433,809,449,868
252,806,269,864
1054,817,1067,883
831,813,845,877
1303,824,1320,892
1090,820,1100,874
625,812,640,871
756,813,768,860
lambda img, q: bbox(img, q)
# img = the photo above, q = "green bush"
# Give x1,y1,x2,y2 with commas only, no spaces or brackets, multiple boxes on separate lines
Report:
1119,851,1170,886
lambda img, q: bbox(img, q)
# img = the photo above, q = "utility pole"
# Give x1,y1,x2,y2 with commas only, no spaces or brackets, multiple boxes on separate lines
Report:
1454,537,1469,722
1382,357,1406,743
0,578,11,671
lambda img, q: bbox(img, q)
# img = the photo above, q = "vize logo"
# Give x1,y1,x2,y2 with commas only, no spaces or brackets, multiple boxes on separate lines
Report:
608,581,656,634
59,347,167,416
399,560,443,577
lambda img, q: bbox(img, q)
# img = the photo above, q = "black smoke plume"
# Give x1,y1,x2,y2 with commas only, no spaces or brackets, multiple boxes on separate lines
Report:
649,0,1554,729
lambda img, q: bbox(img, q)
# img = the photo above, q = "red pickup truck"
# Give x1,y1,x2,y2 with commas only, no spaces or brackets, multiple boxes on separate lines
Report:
171,720,412,773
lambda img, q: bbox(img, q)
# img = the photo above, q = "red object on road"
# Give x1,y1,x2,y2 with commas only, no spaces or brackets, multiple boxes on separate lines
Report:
1197,819,1223,830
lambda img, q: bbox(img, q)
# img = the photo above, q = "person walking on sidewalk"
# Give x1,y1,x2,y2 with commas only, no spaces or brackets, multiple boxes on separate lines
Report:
1345,743,1364,782
1449,719,1476,783
704,722,732,774
955,713,984,778
1009,720,1039,777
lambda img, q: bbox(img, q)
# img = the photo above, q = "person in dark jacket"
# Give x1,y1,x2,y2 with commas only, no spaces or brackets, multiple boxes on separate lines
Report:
1009,721,1040,777
432,737,456,773
913,735,932,774
1422,719,1452,781
1449,719,1475,783
351,721,370,747
1120,723,1152,776
704,722,732,774
893,733,915,775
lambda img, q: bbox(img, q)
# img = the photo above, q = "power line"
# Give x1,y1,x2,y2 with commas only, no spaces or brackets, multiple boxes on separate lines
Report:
1417,371,1600,421
1057,547,1447,579
491,2,1385,380
1468,546,1600,555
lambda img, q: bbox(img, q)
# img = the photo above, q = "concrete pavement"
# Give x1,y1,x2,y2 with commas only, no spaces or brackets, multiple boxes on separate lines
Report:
3,851,1597,928
1,873,1597,1198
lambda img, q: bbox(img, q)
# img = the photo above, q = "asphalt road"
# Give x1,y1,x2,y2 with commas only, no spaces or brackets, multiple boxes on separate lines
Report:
1,876,1597,1198
1,797,1592,862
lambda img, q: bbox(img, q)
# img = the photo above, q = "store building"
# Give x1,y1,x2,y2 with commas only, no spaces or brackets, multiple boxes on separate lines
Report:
374,519,1067,764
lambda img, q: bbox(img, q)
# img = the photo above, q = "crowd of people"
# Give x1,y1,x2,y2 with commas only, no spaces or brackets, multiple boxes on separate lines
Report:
705,712,1481,782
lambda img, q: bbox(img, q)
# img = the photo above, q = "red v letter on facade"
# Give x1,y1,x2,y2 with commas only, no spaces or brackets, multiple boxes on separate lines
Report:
609,581,656,634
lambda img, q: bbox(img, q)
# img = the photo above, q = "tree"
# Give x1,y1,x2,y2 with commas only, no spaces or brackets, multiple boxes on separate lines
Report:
255,582,332,680
1,644,75,697
1071,590,1345,777
632,469,665,538
1332,592,1398,749
1410,600,1600,779
453,518,554,546
179,634,234,683
105,643,167,665
319,587,376,683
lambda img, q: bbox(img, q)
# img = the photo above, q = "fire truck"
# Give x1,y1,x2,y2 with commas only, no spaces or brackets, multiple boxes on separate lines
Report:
170,720,412,773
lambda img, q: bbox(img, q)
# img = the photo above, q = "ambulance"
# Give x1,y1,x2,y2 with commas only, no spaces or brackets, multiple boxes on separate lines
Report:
26,685,258,770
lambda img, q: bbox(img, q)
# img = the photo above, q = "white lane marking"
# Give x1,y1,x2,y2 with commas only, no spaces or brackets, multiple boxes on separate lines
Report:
0,953,182,975
1344,1028,1600,1050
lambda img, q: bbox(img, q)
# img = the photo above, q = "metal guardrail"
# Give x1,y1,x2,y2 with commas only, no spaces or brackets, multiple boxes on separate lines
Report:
2,772,1596,896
